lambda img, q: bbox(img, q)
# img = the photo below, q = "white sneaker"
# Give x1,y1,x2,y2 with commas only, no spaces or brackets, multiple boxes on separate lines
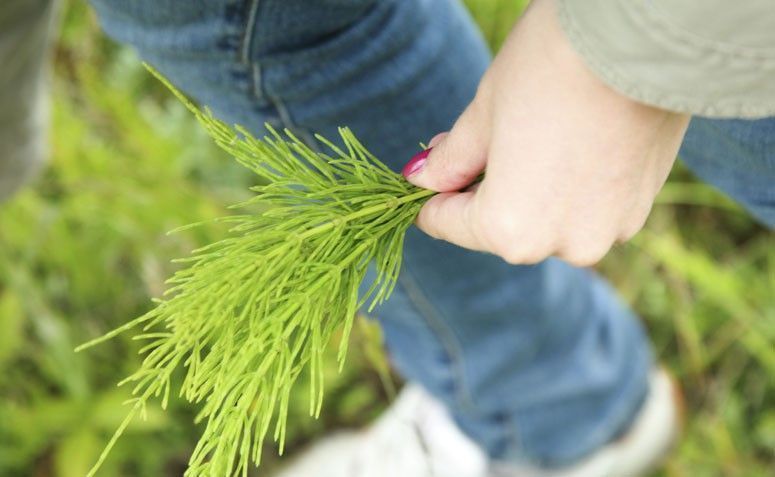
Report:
275,369,682,477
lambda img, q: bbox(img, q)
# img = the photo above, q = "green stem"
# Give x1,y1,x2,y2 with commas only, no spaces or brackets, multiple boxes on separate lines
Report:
297,188,435,240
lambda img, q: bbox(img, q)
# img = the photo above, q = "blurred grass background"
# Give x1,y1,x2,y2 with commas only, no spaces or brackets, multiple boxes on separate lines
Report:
0,1,772,476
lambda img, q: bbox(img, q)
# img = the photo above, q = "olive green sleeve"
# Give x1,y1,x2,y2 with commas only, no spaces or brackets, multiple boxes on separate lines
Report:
556,0,775,118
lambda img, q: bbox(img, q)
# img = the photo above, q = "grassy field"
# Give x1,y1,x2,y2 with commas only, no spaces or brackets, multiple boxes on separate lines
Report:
0,1,772,476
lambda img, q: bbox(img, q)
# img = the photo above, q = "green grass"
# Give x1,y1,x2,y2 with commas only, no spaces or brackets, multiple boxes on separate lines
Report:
0,1,772,476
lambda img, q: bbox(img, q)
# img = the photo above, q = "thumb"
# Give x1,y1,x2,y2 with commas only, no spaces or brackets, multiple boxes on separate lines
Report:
402,101,488,192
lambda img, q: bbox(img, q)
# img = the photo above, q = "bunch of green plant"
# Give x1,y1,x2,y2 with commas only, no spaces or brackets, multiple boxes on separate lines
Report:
76,67,435,477
3,2,772,475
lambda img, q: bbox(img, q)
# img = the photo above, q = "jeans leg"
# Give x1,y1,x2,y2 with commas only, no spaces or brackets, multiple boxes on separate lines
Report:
0,0,56,202
680,117,775,228
90,0,653,465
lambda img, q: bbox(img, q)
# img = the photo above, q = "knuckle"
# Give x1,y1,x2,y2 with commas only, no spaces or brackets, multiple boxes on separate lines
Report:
495,244,523,264
487,232,515,256
559,242,610,267
490,237,549,266
568,255,602,267
480,214,520,252
475,207,551,264
501,247,547,265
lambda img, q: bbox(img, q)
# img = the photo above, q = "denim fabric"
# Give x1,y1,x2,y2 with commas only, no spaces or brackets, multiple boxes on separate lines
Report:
680,117,775,227
89,0,773,467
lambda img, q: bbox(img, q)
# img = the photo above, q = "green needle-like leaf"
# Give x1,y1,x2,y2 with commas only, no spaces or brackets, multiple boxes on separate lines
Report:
76,65,435,477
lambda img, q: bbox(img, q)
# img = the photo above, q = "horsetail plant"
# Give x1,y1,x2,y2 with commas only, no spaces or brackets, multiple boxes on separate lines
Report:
76,66,436,477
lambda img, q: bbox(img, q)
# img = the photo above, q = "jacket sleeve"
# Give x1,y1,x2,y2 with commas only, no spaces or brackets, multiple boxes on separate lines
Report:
556,0,775,118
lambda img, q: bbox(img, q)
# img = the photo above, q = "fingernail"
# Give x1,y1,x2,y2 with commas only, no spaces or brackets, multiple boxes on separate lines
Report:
402,148,432,177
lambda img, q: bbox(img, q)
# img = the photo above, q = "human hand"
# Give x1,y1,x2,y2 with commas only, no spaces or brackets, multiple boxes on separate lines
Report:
402,0,690,266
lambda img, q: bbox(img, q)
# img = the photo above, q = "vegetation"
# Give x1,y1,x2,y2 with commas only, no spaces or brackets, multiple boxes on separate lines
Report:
0,1,772,476
76,67,435,477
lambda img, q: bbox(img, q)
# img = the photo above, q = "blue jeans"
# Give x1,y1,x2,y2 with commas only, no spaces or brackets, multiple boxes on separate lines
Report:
90,0,775,467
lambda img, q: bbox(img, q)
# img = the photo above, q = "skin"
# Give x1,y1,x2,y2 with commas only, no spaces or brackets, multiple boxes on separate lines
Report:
404,0,690,266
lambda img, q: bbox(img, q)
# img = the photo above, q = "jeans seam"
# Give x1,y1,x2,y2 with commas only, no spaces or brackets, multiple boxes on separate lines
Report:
239,0,261,64
239,0,312,141
397,262,476,412
251,62,264,105
240,0,266,106
233,0,385,148
398,265,529,458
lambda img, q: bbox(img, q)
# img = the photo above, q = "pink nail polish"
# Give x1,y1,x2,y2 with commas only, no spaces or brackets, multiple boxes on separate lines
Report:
402,148,432,177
